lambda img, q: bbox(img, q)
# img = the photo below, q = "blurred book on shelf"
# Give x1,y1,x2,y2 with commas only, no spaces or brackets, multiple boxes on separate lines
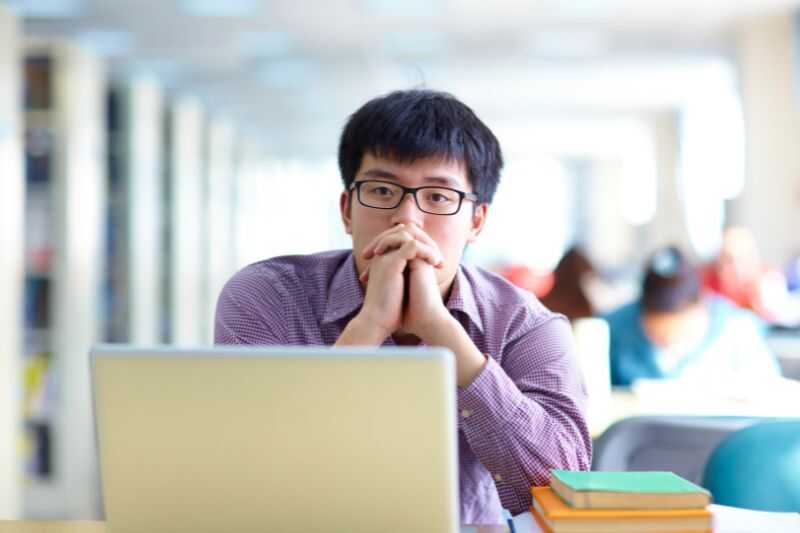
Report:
24,56,51,110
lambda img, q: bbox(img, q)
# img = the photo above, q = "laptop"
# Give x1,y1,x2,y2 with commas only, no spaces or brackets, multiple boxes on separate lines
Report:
90,345,459,533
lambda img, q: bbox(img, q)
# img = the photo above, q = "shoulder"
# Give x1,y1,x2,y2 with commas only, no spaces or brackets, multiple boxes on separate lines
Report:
222,249,351,303
603,301,640,330
458,264,565,340
602,302,649,356
707,296,766,334
461,263,549,312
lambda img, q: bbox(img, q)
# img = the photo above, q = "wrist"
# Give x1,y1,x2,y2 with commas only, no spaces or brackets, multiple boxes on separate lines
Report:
336,313,391,346
415,313,460,345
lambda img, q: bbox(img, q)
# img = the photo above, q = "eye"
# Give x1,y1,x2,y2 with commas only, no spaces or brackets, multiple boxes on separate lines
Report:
368,185,394,197
426,190,455,203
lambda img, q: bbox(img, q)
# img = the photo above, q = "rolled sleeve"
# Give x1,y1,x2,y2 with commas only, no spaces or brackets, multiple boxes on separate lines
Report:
457,315,592,514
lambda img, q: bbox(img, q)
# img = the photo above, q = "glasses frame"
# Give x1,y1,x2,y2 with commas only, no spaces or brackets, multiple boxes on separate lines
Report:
349,179,478,216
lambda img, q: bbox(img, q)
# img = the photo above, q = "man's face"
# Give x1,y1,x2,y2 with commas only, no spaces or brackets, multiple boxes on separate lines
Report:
641,302,707,349
340,152,488,293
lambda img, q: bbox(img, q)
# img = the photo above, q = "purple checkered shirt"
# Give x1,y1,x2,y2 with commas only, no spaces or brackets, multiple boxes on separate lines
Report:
214,249,592,523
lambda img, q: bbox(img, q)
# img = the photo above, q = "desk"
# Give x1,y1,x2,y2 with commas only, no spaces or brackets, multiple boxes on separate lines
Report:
4,506,799,533
589,378,800,436
0,522,509,533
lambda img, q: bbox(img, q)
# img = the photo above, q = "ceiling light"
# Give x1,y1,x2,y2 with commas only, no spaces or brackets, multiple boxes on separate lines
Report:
528,30,610,58
180,0,261,17
4,0,83,17
75,30,134,57
238,31,292,58
255,60,317,89
383,31,447,57
363,0,442,17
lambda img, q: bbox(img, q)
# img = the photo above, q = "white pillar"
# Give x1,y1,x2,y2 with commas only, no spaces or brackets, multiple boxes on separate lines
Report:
648,112,694,255
734,12,800,265
585,159,637,270
124,78,164,345
169,97,206,345
235,141,269,269
0,5,23,519
205,118,236,343
48,41,106,518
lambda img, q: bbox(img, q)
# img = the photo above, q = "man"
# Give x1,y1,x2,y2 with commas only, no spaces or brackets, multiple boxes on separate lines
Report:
606,245,780,387
215,89,591,522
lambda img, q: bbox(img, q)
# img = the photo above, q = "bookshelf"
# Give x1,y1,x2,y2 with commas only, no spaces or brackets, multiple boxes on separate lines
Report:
22,40,106,519
105,78,166,345
107,77,164,345
0,4,23,519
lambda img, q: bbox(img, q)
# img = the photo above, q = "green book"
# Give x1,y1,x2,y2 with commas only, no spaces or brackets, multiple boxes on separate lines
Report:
549,470,711,510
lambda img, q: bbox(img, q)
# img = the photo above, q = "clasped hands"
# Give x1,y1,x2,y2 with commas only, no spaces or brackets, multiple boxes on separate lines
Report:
355,223,454,343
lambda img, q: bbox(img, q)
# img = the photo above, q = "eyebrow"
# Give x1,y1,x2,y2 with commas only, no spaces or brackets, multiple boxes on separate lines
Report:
360,168,462,188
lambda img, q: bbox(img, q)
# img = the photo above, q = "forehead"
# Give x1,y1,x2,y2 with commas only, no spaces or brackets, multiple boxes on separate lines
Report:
358,152,470,190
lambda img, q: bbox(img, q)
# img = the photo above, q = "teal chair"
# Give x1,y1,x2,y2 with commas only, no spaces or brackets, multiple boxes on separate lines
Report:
702,420,800,511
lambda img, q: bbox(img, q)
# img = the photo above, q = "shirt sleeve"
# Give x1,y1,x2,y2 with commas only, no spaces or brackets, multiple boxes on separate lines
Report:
456,314,592,515
214,268,289,345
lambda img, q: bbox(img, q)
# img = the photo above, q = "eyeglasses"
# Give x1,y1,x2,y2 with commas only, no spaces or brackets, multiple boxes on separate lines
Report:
349,179,478,216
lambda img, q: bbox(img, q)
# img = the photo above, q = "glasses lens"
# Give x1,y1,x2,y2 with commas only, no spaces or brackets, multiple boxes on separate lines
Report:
358,181,403,208
418,187,460,214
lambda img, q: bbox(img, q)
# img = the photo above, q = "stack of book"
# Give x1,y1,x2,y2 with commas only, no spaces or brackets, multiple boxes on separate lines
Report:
531,470,712,533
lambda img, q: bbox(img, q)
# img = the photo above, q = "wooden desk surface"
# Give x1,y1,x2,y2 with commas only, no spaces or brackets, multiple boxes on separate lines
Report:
0,522,510,533
590,378,800,437
0,522,106,533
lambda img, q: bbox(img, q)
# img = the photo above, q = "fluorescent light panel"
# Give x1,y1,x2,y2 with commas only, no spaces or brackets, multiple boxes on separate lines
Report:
180,0,260,17
238,31,293,58
383,31,447,56
363,0,443,17
528,30,611,58
256,59,317,88
4,0,83,17
75,30,134,57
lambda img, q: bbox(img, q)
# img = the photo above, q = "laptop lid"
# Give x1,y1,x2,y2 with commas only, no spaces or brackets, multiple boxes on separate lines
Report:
90,345,459,533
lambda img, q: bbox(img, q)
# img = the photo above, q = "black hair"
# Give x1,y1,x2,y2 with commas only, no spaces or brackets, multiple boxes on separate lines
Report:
641,246,701,313
337,89,503,204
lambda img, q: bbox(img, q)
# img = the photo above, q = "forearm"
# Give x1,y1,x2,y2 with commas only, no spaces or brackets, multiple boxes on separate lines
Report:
334,314,390,346
459,358,592,514
418,315,488,387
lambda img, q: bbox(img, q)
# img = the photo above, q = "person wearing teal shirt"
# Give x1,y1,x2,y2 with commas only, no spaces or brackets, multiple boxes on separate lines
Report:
605,246,781,387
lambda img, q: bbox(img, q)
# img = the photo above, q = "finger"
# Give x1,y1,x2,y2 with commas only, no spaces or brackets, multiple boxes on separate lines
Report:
362,224,406,259
401,224,440,256
359,265,370,284
376,224,443,268
374,231,415,256
394,239,443,267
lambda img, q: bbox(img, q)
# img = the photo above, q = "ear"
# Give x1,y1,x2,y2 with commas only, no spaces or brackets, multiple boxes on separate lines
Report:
468,203,488,243
340,190,353,235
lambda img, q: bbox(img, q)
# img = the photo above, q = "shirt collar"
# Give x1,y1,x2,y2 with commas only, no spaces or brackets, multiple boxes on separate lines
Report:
322,253,365,325
445,265,484,334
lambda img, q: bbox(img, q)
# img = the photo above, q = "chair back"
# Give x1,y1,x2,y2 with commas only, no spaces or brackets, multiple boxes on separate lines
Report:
593,416,768,483
702,419,800,511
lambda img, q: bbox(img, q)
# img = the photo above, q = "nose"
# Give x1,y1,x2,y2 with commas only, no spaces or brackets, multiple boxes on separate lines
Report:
390,191,424,226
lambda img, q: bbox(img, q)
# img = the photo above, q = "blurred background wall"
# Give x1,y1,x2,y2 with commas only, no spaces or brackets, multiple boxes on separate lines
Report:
1,0,800,521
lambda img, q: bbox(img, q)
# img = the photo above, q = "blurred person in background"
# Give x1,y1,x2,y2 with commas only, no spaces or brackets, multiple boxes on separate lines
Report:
605,246,780,387
539,246,595,322
700,226,798,325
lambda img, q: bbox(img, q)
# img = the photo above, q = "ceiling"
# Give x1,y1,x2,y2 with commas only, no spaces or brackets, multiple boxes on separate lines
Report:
7,0,800,157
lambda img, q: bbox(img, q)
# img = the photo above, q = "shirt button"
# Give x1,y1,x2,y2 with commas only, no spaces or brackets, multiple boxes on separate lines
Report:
494,473,503,482
460,409,472,419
